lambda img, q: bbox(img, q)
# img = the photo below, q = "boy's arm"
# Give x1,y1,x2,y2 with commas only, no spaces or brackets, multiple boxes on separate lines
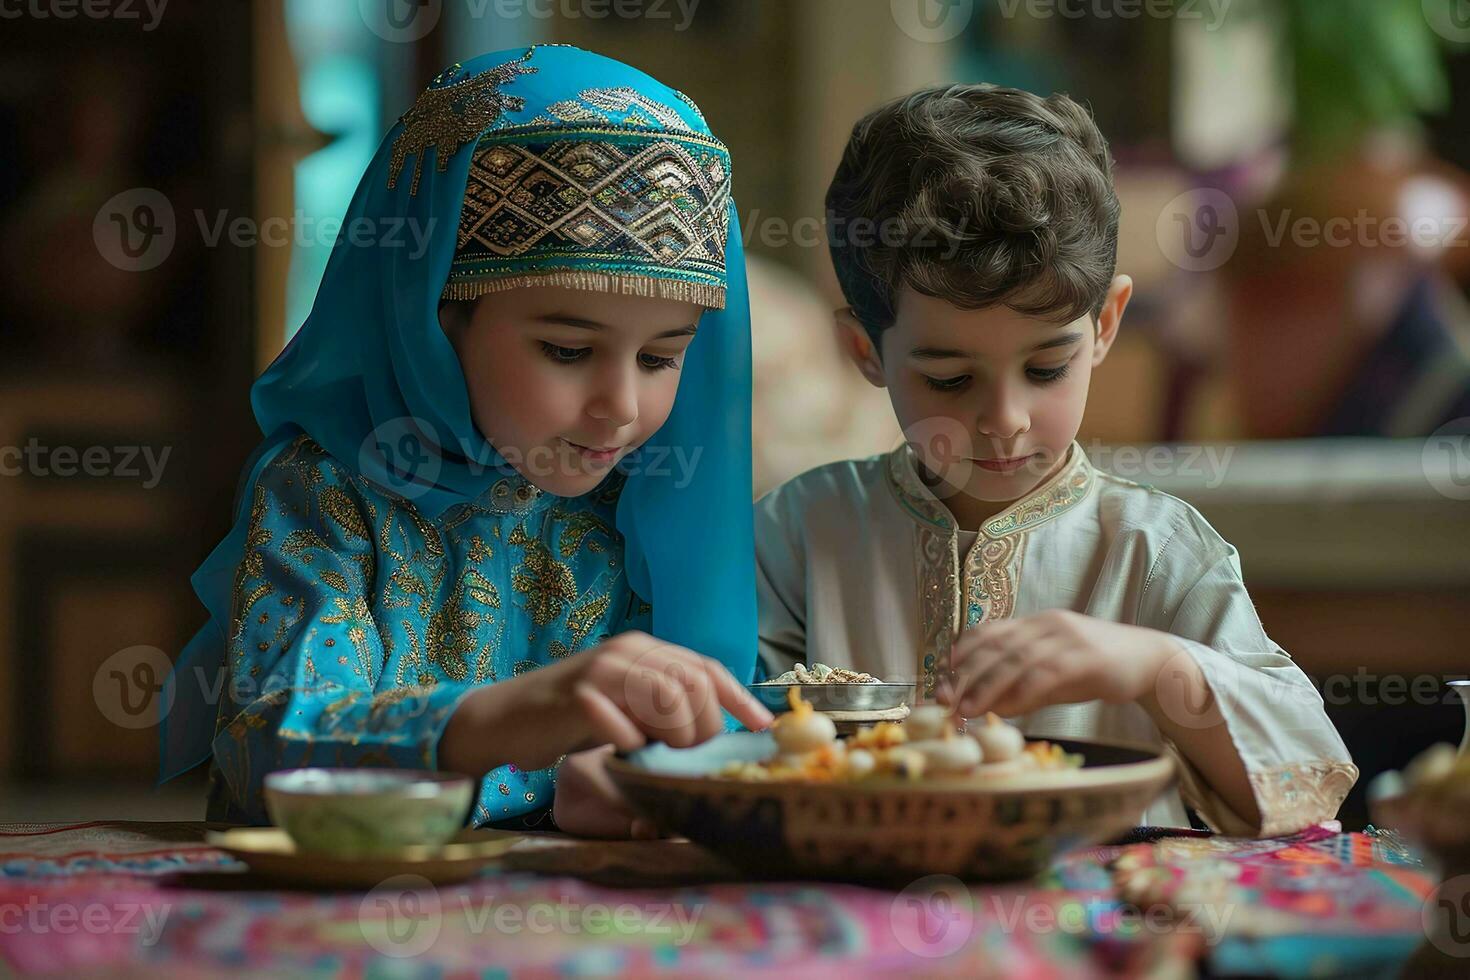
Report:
1141,541,1358,837
753,490,808,677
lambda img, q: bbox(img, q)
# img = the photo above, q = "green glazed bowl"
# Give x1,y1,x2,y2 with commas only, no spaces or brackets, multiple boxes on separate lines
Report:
264,768,474,858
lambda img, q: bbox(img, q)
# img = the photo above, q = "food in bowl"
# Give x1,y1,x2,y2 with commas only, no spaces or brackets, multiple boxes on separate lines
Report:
718,690,1082,783
604,726,1174,881
756,662,881,685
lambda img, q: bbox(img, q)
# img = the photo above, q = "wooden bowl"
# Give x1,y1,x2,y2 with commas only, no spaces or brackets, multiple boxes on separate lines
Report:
606,732,1175,882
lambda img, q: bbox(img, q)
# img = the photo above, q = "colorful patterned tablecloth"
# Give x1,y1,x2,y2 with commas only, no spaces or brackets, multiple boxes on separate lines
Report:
0,820,1439,978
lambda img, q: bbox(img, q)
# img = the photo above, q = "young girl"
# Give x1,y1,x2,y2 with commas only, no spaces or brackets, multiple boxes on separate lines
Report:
160,46,771,837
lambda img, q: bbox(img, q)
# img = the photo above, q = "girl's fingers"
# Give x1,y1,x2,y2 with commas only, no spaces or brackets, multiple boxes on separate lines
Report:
701,656,775,732
665,651,727,744
626,653,701,748
592,642,698,748
573,682,647,754
553,747,646,840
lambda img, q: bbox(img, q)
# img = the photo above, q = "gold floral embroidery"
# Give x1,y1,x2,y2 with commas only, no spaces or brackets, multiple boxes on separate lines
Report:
388,50,537,196
543,86,695,132
467,534,491,563
424,568,501,682
281,528,329,564
513,541,579,626
566,593,612,646
319,485,370,543
228,485,277,644
555,509,613,557
319,595,375,679
384,561,447,619
320,570,351,595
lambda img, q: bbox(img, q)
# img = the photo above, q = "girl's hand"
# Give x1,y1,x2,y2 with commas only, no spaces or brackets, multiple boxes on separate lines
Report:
938,611,1175,719
439,630,773,775
552,745,661,839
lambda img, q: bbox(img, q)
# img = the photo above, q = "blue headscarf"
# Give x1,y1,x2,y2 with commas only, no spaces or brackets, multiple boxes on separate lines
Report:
160,45,754,782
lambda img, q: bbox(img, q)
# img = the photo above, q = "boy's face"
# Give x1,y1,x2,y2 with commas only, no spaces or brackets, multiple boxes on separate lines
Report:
443,284,703,497
838,277,1131,525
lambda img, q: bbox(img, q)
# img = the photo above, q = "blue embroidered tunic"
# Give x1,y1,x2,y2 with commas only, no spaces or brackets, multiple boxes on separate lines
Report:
204,434,648,825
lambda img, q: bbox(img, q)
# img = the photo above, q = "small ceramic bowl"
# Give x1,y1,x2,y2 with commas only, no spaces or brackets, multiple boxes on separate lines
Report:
264,768,474,858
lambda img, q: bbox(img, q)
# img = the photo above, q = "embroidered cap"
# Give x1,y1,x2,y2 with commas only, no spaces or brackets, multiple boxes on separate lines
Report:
390,52,732,310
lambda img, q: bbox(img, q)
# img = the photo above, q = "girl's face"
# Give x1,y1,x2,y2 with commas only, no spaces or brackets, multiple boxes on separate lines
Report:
442,285,704,498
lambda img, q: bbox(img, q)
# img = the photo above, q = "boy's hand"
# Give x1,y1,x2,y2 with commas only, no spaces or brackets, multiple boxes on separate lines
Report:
939,611,1175,718
439,631,774,776
552,745,662,839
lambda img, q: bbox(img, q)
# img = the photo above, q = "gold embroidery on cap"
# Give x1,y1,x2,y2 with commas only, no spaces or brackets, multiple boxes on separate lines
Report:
388,50,538,197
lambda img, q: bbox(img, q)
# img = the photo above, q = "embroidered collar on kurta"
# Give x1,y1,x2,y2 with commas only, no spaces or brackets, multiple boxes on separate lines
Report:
883,440,1096,538
882,441,1096,697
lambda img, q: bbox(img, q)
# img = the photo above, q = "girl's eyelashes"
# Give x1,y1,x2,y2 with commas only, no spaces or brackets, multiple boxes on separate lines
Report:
538,341,682,373
639,352,681,372
539,341,590,364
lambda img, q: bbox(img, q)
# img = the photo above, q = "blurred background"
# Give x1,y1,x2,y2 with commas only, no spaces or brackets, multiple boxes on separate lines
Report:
1,0,1468,826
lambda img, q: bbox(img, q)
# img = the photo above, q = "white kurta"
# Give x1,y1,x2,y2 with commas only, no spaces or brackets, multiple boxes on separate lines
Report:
754,441,1358,836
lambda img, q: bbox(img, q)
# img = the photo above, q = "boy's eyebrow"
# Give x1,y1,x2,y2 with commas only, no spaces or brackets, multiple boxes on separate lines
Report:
1032,331,1085,352
908,331,1085,360
535,314,698,339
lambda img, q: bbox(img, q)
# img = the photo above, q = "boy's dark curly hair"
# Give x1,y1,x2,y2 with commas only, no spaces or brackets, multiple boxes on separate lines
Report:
826,83,1121,346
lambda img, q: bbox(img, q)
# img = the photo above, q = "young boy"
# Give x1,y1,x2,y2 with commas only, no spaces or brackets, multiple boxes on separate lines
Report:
755,85,1357,836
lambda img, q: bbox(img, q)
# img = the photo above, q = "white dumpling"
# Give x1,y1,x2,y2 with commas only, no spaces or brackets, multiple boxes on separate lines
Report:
972,713,1025,762
904,704,950,742
772,710,837,754
905,737,982,774
844,748,877,779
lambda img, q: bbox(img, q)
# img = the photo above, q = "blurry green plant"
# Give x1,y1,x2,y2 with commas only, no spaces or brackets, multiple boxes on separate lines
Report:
1274,0,1457,159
